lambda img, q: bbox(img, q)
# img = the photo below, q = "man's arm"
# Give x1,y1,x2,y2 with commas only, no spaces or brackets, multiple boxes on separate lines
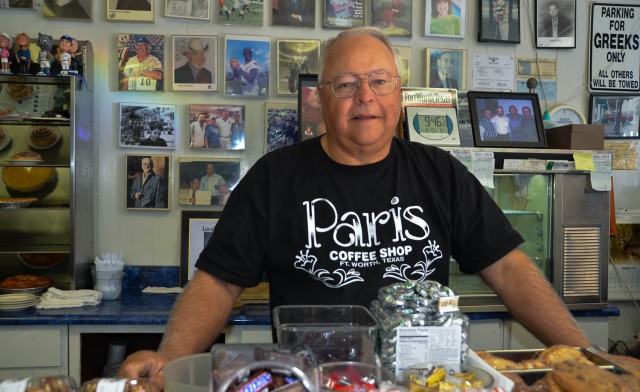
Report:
479,248,591,347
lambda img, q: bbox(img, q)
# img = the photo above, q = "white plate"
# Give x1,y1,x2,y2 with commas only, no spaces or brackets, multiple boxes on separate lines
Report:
0,303,36,312
5,159,45,166
0,128,10,151
0,293,37,304
26,126,61,150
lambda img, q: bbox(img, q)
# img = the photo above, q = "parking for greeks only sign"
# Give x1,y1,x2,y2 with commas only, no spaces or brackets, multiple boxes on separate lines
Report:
589,2,640,92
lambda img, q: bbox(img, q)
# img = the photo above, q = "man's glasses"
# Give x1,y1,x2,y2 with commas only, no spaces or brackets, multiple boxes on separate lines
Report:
319,71,400,98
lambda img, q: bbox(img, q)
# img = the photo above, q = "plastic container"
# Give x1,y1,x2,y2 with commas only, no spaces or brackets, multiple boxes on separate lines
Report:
164,353,211,392
79,378,160,392
404,365,494,392
273,305,379,364
0,376,77,391
92,269,123,300
320,361,395,391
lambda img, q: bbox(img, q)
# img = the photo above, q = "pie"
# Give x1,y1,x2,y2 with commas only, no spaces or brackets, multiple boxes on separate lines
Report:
0,274,54,289
2,152,55,192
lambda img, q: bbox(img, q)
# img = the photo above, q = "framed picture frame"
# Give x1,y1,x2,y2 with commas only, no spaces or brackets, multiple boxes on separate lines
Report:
172,35,218,92
478,0,520,44
178,157,241,207
44,0,91,19
165,0,210,20
297,74,325,141
393,45,412,87
224,34,271,97
2,0,34,9
273,0,316,27
401,88,460,146
107,0,153,22
371,0,412,37
117,34,165,92
425,0,466,39
425,48,466,90
180,210,222,286
265,102,298,153
218,0,263,26
187,104,246,149
119,103,176,149
276,39,321,96
589,94,640,139
125,154,170,210
324,0,365,29
535,0,576,48
467,91,547,148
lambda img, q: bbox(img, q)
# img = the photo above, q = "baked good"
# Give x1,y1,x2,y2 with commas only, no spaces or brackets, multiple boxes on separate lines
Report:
29,126,60,148
0,126,7,145
5,83,35,101
19,253,67,269
2,152,55,192
476,350,523,370
518,358,550,369
9,151,43,161
551,361,632,392
536,344,592,367
0,274,54,289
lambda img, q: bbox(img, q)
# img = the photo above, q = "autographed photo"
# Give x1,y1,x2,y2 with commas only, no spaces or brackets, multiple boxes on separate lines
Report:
107,0,153,22
224,35,271,97
425,0,466,38
178,158,241,207
265,102,299,153
118,34,165,92
173,35,218,92
125,154,170,210
535,0,576,48
165,0,210,20
276,39,320,95
187,104,246,150
426,48,466,90
371,0,411,37
119,103,176,149
479,0,520,43
44,0,91,19
218,0,263,26
273,0,316,27
3,0,34,9
324,0,365,29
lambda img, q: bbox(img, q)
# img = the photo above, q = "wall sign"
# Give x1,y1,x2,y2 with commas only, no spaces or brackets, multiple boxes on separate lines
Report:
589,2,640,92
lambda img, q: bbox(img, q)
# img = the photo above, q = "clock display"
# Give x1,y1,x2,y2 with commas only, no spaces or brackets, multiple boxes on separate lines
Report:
411,108,453,140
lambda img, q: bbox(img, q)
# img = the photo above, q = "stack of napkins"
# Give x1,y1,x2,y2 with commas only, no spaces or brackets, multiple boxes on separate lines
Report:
36,287,103,309
142,286,184,294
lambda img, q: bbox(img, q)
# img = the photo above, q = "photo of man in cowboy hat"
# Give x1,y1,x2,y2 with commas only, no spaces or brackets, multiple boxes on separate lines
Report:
174,36,215,85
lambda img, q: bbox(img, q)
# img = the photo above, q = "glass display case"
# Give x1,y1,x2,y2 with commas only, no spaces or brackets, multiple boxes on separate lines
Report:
449,149,610,311
0,43,94,289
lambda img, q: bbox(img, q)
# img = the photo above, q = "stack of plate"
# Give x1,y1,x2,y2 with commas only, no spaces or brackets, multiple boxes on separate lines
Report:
0,293,38,312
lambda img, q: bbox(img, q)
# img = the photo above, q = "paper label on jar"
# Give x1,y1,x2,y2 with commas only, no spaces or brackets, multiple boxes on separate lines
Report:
394,326,462,380
0,378,30,392
95,379,128,392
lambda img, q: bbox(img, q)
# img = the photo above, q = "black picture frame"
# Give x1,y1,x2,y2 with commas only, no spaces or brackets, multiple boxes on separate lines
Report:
588,94,640,139
478,0,520,44
468,91,547,148
535,0,576,49
180,210,222,286
297,73,325,141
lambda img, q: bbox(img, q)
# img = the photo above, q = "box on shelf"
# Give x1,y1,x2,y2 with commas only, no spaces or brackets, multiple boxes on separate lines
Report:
546,124,605,150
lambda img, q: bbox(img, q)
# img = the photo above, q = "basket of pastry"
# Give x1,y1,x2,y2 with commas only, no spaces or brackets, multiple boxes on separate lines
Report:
475,344,640,391
0,274,54,295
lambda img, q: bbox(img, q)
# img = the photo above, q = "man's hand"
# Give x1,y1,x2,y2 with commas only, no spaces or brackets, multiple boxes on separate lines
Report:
118,350,173,389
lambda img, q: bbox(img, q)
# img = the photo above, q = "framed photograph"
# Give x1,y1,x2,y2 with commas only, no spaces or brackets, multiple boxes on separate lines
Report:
218,0,263,26
165,0,210,20
125,154,170,210
2,0,34,9
425,0,466,39
425,48,466,90
535,0,576,48
589,94,640,139
119,103,176,149
276,39,321,96
393,45,412,87
467,91,547,148
297,74,325,141
172,35,218,92
273,0,315,27
117,34,165,92
107,0,153,22
401,88,460,146
371,0,411,37
324,0,365,29
187,104,246,149
265,102,298,153
478,0,520,43
44,0,91,19
178,157,241,207
224,34,271,97
180,210,222,286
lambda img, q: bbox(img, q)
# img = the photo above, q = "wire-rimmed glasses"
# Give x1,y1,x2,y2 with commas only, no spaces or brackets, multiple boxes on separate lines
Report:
318,71,400,98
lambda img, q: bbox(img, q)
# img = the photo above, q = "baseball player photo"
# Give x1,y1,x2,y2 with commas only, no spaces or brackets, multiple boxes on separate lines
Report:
118,34,165,92
218,0,263,26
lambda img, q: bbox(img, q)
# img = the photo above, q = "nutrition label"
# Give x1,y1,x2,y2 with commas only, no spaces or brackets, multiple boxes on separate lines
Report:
394,326,463,377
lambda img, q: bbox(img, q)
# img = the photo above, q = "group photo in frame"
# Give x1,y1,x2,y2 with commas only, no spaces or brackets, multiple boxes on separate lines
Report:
265,102,298,153
119,103,176,148
107,0,153,22
273,0,316,27
589,94,640,139
297,74,325,141
117,33,165,92
224,34,271,97
177,157,241,207
467,91,547,148
535,0,576,48
172,35,218,92
165,0,210,20
218,0,263,26
425,0,466,39
426,48,466,90
125,154,170,210
187,104,246,149
478,0,520,43
371,0,411,37
276,39,320,95
180,210,222,286
44,0,91,19
324,0,365,29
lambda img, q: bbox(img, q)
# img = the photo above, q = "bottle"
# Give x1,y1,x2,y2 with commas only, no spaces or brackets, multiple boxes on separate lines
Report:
0,376,77,392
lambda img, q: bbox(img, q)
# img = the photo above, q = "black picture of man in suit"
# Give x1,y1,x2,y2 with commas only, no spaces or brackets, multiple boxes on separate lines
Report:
538,1,574,37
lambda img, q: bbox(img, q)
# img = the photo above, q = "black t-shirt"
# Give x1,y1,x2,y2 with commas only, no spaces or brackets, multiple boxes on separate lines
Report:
195,137,522,308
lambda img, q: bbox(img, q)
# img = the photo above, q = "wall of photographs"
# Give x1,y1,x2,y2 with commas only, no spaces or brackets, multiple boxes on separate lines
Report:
0,0,624,269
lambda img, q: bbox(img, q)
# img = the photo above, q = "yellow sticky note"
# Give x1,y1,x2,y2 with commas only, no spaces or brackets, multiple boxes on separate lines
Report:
573,153,595,171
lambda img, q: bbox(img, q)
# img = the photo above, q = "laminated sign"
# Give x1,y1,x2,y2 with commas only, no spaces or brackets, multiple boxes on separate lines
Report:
589,2,640,92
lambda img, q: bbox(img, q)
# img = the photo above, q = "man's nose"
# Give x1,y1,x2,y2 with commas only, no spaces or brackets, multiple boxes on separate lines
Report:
355,79,376,101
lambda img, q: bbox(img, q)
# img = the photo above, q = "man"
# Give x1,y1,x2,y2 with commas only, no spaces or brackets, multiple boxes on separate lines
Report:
479,109,497,140
494,0,509,40
129,157,167,209
199,163,226,205
189,112,207,148
330,0,355,27
520,106,538,141
540,2,573,38
506,105,523,141
230,111,245,149
139,127,168,147
120,27,590,387
219,183,231,206
215,110,234,149
491,105,510,141
278,0,313,27
204,114,221,148
429,51,458,89
230,47,259,96
174,38,212,84
121,36,163,91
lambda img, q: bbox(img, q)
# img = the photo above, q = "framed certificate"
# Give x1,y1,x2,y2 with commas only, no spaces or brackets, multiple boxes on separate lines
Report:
401,88,460,146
